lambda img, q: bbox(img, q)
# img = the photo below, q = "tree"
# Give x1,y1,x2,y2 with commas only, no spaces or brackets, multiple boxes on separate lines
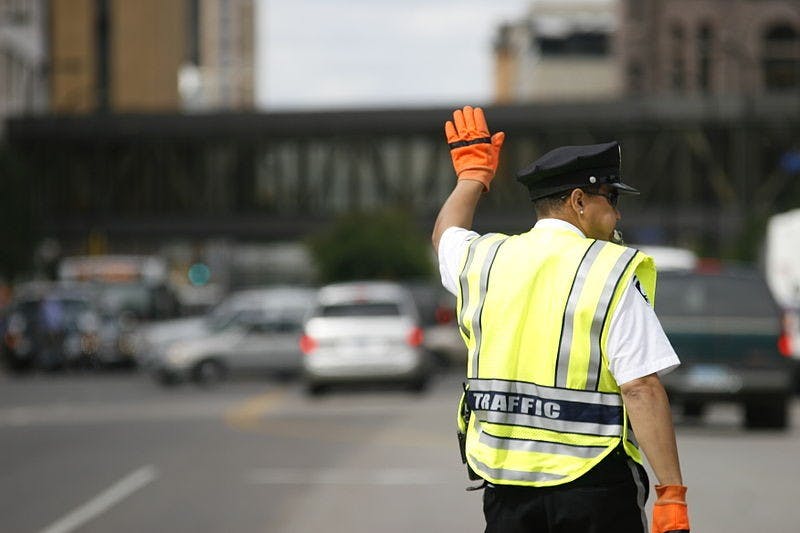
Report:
308,209,434,283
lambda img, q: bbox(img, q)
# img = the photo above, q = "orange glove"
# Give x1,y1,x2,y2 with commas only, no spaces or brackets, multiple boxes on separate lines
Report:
444,106,505,191
652,485,690,533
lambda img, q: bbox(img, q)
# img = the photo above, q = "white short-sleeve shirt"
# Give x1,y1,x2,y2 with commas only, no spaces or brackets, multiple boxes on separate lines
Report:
437,220,680,385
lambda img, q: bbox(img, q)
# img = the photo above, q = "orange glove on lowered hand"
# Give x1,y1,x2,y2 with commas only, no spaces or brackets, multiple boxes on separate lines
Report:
652,485,690,533
444,106,505,191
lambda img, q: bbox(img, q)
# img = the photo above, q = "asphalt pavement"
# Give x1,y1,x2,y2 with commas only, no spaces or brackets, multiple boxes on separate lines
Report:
1,369,798,533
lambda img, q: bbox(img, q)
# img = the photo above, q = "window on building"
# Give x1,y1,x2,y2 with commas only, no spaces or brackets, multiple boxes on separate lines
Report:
187,0,201,65
537,32,609,57
762,24,800,91
671,23,686,92
95,0,110,111
697,23,714,93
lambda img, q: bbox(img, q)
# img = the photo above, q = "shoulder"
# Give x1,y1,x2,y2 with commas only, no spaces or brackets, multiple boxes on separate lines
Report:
439,227,480,260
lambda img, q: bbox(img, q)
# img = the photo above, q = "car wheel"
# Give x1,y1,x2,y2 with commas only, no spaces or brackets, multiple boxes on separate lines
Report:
408,377,428,393
154,370,180,387
305,382,327,396
744,395,788,430
192,359,226,386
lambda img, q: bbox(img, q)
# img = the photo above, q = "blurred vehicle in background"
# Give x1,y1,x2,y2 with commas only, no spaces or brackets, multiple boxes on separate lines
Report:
91,281,175,367
133,286,304,369
1,282,102,371
59,255,180,319
656,267,794,429
149,287,315,386
58,255,181,367
300,281,430,394
404,281,464,367
132,316,208,370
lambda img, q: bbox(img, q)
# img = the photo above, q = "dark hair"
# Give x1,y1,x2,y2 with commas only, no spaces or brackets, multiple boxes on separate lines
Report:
532,191,570,217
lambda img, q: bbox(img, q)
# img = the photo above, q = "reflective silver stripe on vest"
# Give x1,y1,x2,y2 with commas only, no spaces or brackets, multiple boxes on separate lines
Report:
555,240,605,387
585,247,638,390
468,237,507,379
468,454,568,483
457,234,494,340
476,420,609,459
477,410,623,437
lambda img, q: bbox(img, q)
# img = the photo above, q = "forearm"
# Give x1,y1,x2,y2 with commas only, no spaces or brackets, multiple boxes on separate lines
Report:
431,180,484,253
621,374,683,486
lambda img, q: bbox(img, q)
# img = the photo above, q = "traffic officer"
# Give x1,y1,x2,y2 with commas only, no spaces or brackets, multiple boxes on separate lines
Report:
432,106,691,533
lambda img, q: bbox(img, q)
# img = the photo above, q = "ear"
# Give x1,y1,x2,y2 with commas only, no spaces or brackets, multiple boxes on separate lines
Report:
570,189,585,210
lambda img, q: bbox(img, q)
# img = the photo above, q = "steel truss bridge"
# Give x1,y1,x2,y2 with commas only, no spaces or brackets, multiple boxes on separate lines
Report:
4,95,800,259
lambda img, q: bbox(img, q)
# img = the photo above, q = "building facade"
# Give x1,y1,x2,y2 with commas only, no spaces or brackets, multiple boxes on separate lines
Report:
0,0,48,133
619,0,800,95
180,0,255,111
494,0,621,103
3,0,257,115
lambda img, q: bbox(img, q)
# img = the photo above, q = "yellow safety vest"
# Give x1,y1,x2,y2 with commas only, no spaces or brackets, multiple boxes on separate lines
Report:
456,226,656,487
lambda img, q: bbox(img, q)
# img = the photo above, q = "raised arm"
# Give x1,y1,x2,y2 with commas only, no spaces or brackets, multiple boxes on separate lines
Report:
432,106,504,253
431,180,483,253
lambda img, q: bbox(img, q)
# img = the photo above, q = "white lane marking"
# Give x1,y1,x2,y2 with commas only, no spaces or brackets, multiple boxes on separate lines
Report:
0,397,414,427
245,468,454,486
39,465,159,533
0,400,251,427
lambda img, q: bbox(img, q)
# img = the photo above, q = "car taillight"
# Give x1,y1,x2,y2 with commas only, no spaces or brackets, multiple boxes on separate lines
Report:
778,334,792,357
778,313,794,357
406,327,424,347
435,306,455,324
4,332,19,349
299,334,318,354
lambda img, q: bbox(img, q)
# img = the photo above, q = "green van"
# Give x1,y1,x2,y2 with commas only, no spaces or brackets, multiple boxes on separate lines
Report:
655,267,794,429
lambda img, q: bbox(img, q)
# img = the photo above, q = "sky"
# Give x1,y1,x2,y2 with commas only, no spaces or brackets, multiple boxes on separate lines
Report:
256,0,533,110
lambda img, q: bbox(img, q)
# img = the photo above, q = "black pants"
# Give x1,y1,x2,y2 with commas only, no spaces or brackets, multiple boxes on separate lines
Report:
482,447,649,533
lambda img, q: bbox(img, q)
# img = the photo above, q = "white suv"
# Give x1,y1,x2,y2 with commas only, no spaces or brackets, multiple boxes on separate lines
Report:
300,281,429,394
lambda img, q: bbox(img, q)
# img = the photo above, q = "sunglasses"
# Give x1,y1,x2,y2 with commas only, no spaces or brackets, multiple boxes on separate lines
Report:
582,189,619,208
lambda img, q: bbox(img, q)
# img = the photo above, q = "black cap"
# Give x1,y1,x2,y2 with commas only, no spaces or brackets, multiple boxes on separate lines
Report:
516,141,640,200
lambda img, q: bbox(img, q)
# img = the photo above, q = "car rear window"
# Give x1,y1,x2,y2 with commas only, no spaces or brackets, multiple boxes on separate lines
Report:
655,274,778,318
317,302,402,317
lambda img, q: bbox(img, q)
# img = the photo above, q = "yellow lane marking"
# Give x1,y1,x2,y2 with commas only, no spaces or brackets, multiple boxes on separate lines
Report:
224,388,452,448
229,414,451,448
224,389,288,431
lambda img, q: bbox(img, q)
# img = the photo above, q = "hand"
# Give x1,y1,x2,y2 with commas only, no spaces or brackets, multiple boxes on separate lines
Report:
651,485,690,533
444,106,505,191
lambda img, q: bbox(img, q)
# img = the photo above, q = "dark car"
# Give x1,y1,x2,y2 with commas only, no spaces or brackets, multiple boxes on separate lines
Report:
655,268,794,429
403,281,465,367
1,284,102,371
92,281,179,367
